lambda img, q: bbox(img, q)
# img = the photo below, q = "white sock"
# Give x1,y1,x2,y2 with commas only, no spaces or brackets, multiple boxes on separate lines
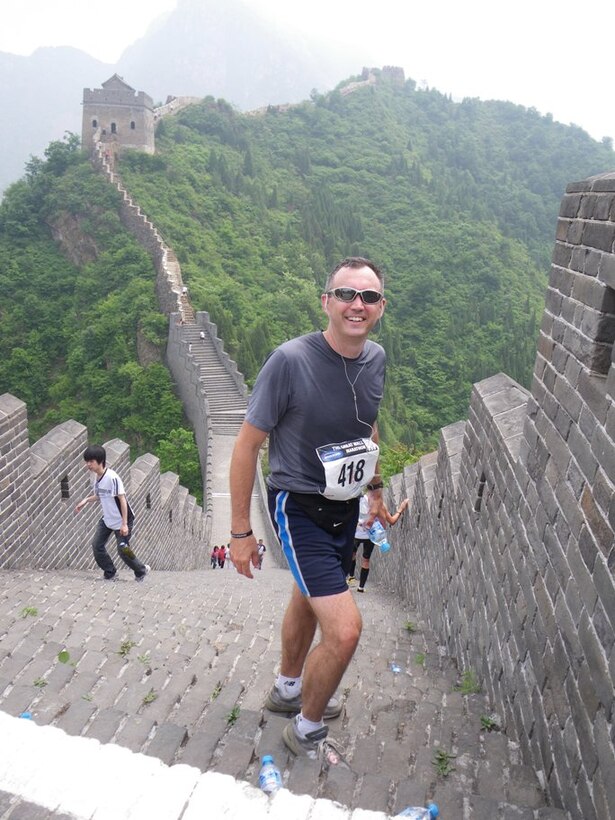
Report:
276,674,302,699
295,713,324,738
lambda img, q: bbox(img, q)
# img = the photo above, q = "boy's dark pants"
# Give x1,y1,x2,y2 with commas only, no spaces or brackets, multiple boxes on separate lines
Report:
92,517,146,579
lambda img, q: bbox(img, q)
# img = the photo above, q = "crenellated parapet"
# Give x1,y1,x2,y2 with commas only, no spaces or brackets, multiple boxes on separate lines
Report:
370,171,615,818
154,95,202,120
0,394,206,571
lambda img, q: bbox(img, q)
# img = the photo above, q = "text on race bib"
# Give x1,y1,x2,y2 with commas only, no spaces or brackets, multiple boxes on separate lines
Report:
316,438,380,501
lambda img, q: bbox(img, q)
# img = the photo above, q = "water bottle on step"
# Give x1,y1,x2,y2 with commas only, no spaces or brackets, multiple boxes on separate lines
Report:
258,754,282,795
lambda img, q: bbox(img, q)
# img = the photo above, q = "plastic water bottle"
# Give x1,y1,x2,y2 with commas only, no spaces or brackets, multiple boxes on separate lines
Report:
258,754,282,795
369,519,390,553
394,803,439,819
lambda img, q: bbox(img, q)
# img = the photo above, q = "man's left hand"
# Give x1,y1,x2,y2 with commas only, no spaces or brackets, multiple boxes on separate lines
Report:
230,534,261,579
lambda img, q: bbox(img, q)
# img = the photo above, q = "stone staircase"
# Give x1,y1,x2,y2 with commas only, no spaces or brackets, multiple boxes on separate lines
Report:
0,568,569,818
182,325,247,436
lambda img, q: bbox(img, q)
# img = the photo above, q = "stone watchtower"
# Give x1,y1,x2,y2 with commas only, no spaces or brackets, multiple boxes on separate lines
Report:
81,74,155,157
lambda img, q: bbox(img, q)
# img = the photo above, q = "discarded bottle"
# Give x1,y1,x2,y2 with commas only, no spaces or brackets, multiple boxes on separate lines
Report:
258,754,282,795
390,662,402,674
369,519,390,553
395,803,439,819
18,712,32,720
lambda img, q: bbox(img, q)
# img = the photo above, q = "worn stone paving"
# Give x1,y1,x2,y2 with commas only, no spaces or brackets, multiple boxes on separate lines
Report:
0,567,568,818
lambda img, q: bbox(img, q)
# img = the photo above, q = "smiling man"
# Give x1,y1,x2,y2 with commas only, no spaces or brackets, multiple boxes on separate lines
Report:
229,257,387,761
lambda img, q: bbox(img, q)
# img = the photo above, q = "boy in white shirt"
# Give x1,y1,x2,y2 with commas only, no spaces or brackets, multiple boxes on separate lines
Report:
75,445,150,582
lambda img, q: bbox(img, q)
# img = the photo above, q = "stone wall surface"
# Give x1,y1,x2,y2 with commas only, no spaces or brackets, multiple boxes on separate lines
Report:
0,394,206,572
166,313,215,530
368,171,615,819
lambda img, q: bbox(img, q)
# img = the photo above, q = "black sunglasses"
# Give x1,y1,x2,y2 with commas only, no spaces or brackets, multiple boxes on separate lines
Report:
326,287,383,305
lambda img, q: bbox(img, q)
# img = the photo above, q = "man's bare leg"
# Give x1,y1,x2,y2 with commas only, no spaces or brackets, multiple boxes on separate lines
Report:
300,590,362,721
279,584,318,677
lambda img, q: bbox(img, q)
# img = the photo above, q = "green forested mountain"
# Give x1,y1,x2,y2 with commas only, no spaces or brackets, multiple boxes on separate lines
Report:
0,137,201,498
1,73,613,489
118,75,613,444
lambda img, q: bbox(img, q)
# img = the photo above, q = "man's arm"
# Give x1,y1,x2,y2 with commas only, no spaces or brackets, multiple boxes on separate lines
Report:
117,494,129,536
75,494,97,513
229,420,268,579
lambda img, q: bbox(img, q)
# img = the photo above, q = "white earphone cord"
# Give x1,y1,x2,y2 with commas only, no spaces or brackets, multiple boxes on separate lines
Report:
341,355,374,436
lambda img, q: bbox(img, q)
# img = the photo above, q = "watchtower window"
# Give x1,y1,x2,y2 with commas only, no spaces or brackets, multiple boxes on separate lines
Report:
111,122,117,134
92,119,97,128
130,121,136,130
60,475,70,499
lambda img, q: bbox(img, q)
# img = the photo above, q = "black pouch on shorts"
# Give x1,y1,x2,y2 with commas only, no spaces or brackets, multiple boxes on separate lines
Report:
289,492,359,536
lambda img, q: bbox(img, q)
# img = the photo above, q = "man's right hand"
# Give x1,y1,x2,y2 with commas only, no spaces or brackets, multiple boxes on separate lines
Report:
230,533,261,579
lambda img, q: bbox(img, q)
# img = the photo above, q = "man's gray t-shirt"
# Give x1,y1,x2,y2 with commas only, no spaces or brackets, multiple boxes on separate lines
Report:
246,331,386,495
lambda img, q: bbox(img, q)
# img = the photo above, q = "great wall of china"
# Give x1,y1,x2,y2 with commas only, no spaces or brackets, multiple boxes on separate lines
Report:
1,79,614,818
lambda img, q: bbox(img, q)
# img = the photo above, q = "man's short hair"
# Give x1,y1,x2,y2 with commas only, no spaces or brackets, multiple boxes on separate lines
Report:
83,445,106,466
325,257,384,292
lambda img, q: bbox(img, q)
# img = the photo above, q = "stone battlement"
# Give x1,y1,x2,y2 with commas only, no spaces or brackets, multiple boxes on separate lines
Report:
0,393,207,571
370,171,615,818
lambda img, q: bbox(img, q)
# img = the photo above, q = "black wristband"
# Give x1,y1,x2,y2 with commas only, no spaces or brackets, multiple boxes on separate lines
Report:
231,529,253,539
367,481,384,491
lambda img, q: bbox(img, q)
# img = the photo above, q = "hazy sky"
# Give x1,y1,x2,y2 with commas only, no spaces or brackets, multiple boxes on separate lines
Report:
2,0,613,144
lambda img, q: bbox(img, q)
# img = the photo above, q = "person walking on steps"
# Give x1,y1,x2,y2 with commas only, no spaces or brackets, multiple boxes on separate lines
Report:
348,494,409,592
75,445,150,582
229,257,387,761
257,538,267,566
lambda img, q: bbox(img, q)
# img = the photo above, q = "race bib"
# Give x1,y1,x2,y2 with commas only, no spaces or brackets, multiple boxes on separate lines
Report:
316,438,380,501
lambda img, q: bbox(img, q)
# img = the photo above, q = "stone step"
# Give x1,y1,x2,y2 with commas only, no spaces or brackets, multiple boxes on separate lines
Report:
0,569,567,818
208,406,246,417
0,710,395,820
209,398,245,405
197,377,242,387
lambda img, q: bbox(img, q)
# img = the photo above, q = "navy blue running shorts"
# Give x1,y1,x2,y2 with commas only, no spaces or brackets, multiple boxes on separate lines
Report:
268,488,358,597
